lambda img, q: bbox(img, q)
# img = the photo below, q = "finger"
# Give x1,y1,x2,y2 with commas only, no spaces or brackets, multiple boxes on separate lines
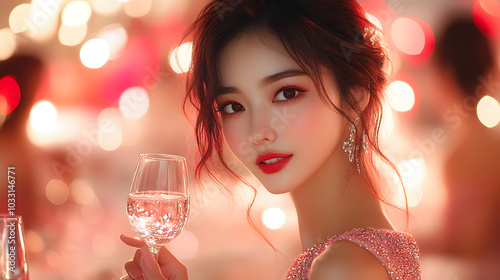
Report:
133,249,143,268
158,247,188,280
157,246,182,267
139,246,166,280
121,234,146,248
124,260,145,280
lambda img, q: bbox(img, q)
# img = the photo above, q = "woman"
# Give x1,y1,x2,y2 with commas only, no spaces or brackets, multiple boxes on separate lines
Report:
121,0,421,279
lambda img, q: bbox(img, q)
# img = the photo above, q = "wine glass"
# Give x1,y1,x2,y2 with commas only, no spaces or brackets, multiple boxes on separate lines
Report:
121,154,189,279
1,215,28,280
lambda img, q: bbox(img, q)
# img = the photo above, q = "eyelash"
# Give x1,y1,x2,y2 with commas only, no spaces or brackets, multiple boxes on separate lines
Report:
216,85,308,114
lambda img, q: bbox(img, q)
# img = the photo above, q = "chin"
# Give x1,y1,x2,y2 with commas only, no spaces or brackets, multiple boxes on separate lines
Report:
258,177,298,195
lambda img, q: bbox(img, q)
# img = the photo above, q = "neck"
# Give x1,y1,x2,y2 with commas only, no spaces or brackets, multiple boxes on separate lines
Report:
290,150,393,250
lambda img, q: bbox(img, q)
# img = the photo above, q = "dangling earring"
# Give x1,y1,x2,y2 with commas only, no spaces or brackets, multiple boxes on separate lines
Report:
342,118,369,174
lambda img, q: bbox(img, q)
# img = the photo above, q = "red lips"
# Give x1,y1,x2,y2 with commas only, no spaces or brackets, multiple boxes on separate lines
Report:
256,152,293,174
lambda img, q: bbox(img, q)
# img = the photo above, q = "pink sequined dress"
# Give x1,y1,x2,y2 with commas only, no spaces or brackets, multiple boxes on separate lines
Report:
286,227,421,279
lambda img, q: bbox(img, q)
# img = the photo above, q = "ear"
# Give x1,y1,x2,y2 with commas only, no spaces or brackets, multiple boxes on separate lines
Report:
351,86,370,111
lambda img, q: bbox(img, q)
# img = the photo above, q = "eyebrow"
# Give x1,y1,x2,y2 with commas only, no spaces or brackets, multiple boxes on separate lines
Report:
215,69,307,96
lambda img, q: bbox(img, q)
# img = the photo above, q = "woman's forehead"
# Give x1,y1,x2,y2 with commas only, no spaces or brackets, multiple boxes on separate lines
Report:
218,31,301,85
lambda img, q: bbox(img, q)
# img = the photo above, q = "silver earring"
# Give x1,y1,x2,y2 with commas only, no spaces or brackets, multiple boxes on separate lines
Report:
342,118,368,174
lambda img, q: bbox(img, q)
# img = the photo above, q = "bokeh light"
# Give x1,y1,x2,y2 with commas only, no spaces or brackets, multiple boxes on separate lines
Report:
124,0,152,18
26,0,62,41
70,178,98,205
0,28,17,61
391,18,426,55
477,95,500,128
58,24,87,46
474,0,500,39
0,75,21,115
26,230,45,253
262,207,286,229
97,107,124,149
46,179,69,205
80,39,110,69
170,42,193,74
97,23,128,59
29,100,58,132
9,4,31,33
386,81,415,112
98,107,122,127
119,86,150,120
97,126,123,151
89,0,122,15
479,0,500,17
393,157,427,208
61,1,92,27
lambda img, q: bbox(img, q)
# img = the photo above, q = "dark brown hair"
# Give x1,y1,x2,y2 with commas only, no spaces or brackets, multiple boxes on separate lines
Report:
182,0,406,232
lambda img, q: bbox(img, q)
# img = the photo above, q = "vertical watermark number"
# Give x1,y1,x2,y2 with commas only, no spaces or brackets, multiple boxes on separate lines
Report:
7,167,15,216
7,166,16,273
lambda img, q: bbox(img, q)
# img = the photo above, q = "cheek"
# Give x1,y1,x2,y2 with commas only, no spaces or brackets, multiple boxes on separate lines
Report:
221,119,253,160
283,103,343,147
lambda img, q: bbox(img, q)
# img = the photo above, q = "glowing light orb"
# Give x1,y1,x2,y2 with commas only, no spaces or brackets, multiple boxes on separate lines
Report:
59,24,87,46
262,207,286,229
393,157,427,208
80,39,110,69
29,101,58,132
98,24,128,59
90,0,122,15
26,0,62,41
70,178,97,205
97,127,123,151
61,1,92,27
98,107,122,127
386,81,415,112
124,0,152,18
480,0,500,17
46,179,69,205
119,86,149,120
170,42,193,74
9,4,31,33
26,230,45,253
477,95,500,128
391,18,426,55
0,75,21,115
0,28,17,61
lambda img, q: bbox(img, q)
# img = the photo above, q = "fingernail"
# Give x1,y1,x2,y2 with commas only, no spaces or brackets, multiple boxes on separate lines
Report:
140,247,155,270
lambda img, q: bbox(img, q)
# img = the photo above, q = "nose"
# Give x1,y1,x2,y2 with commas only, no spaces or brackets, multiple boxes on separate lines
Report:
249,108,277,146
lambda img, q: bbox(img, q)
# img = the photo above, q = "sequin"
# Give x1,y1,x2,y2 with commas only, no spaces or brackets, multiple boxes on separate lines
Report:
285,227,421,279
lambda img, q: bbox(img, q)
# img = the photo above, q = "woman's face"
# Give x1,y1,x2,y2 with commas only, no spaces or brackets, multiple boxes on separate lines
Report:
216,31,348,194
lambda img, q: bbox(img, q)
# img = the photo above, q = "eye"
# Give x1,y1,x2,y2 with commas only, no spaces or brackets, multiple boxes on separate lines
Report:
218,102,245,114
274,87,306,102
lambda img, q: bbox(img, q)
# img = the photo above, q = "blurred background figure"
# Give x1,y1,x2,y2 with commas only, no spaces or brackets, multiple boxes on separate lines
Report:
425,16,500,279
0,55,47,230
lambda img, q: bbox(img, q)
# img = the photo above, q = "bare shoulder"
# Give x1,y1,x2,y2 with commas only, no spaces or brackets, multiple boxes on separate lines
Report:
309,240,390,280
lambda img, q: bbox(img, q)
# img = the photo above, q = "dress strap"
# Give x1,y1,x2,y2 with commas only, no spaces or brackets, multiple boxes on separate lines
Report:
324,228,421,280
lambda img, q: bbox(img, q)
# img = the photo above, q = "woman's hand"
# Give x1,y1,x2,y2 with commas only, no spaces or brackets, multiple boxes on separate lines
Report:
120,234,188,280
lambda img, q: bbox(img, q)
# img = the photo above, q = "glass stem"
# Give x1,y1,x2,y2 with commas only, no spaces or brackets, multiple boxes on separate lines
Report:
149,246,160,261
